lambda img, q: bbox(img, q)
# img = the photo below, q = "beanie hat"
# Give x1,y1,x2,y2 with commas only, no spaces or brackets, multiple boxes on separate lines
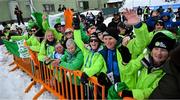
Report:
96,23,107,33
54,23,61,29
155,20,165,27
148,31,176,51
90,32,100,41
103,27,121,41
118,22,126,29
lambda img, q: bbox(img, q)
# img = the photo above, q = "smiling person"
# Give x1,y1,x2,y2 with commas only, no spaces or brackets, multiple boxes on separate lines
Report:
38,28,59,62
60,28,73,48
72,14,107,85
108,30,176,99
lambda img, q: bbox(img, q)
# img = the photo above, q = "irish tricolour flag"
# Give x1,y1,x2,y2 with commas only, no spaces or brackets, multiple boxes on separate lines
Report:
3,39,29,58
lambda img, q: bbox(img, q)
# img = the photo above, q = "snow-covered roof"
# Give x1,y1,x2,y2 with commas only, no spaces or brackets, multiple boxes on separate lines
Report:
107,0,123,3
80,10,101,16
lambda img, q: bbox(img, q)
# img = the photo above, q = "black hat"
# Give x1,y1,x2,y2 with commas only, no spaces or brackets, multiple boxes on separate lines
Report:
103,27,121,41
148,31,176,51
118,22,126,29
90,32,100,42
96,23,107,33
155,20,164,27
54,23,61,29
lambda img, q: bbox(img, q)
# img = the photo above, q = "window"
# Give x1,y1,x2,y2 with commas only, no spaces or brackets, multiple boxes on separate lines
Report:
43,4,55,12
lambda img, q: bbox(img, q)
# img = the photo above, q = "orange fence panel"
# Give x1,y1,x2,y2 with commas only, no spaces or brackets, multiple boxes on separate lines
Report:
12,49,106,100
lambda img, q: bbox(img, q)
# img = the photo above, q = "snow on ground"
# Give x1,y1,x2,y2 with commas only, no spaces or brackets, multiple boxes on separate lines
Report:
0,45,57,100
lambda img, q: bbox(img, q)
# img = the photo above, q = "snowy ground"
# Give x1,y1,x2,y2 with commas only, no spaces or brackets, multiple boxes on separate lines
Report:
0,45,57,100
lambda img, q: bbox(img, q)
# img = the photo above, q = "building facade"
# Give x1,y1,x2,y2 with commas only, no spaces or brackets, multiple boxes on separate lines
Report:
0,0,108,23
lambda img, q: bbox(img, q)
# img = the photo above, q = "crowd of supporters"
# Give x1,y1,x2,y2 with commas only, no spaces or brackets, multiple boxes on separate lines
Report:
0,5,180,99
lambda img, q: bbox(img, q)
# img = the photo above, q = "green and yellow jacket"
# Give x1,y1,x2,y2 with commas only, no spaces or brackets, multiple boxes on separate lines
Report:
74,30,107,77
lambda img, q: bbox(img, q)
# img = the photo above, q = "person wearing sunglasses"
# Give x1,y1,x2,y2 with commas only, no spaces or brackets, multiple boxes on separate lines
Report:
73,14,107,86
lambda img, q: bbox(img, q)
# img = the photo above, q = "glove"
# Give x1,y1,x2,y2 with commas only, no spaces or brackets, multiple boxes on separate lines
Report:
118,45,131,64
80,72,89,84
121,90,133,98
108,82,128,99
97,72,112,89
73,14,80,29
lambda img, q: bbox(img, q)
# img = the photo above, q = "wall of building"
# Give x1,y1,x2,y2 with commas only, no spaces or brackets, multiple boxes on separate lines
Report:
0,0,11,22
0,0,107,23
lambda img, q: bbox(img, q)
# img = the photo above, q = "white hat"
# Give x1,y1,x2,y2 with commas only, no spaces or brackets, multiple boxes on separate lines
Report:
10,24,17,30
65,28,73,33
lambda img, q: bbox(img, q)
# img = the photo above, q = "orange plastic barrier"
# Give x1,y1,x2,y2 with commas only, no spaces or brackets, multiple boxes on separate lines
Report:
12,55,106,99
9,41,106,99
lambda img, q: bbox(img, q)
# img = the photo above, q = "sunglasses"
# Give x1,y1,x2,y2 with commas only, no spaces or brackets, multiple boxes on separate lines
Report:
65,31,72,34
31,29,37,32
90,39,99,42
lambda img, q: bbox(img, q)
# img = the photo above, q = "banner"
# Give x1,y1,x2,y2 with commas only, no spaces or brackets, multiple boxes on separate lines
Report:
3,39,29,58
48,12,65,28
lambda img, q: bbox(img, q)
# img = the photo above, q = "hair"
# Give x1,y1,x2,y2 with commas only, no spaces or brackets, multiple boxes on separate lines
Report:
44,29,55,43
66,39,76,48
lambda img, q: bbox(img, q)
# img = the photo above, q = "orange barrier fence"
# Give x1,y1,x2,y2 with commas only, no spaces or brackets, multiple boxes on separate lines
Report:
9,42,106,100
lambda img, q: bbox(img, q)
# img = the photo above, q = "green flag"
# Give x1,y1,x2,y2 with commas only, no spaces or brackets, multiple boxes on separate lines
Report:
3,39,29,58
31,12,43,29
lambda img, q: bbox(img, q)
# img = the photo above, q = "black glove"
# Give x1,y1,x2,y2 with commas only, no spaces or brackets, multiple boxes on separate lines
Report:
97,72,112,88
97,72,112,97
81,72,89,84
121,90,133,98
118,45,131,64
73,14,80,29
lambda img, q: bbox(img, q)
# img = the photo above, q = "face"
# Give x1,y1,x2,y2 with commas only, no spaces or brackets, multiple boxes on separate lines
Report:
162,16,168,21
61,26,65,33
65,31,73,39
155,23,164,31
103,36,117,50
67,44,76,54
56,25,62,32
55,43,64,54
46,31,54,42
119,27,126,35
97,32,104,42
114,15,119,20
90,37,99,51
87,26,96,35
17,28,22,34
31,28,37,34
151,47,169,66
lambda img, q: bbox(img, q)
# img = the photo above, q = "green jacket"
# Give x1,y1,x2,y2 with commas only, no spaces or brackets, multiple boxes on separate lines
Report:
106,23,150,89
26,35,41,52
38,41,56,62
74,30,107,77
60,48,83,70
42,20,63,41
123,52,164,100
60,48,84,85
10,34,29,41
127,23,150,59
